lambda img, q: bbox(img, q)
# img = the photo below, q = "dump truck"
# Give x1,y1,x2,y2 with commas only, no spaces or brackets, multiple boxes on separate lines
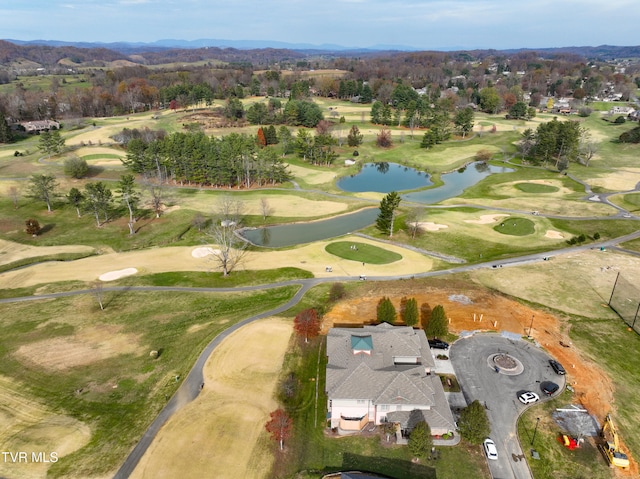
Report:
599,414,630,470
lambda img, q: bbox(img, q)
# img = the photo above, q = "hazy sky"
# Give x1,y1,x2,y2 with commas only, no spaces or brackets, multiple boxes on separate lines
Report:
2,0,638,50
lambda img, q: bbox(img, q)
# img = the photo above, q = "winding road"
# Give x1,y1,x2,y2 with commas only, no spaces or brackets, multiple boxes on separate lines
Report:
1,176,639,479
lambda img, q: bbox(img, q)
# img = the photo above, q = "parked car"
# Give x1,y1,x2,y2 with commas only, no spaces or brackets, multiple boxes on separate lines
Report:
518,391,540,405
541,381,559,396
483,438,498,460
428,339,449,350
549,359,566,375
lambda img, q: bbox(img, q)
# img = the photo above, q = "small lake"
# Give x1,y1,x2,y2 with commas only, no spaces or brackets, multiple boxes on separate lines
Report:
337,162,432,193
403,162,514,204
242,161,514,247
241,208,380,248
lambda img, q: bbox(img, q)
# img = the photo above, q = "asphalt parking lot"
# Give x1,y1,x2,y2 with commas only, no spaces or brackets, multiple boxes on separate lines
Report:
450,333,566,479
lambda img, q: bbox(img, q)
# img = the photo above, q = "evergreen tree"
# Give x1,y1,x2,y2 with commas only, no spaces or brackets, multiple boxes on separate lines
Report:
266,125,278,145
376,191,401,237
425,304,448,338
0,113,13,143
371,101,383,124
347,125,363,147
454,107,474,138
84,181,113,226
278,126,294,155
420,302,432,330
377,296,397,324
458,400,491,445
408,421,433,459
401,297,419,327
67,187,84,217
27,174,58,212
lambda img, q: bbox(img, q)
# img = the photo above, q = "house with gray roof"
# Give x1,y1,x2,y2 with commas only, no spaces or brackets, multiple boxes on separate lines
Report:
325,323,455,436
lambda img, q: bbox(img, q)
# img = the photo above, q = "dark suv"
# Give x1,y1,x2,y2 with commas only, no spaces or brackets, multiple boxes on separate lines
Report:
549,359,566,375
428,339,449,350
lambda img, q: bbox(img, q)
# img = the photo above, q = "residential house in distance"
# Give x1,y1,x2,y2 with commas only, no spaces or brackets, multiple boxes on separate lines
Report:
325,323,455,437
18,119,60,133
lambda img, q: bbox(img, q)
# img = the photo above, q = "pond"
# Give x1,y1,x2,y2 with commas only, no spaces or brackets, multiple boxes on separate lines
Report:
402,162,514,204
241,208,380,248
337,162,432,193
241,161,514,247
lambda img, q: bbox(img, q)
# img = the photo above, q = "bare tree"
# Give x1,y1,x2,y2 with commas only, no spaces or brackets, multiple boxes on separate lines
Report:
90,281,105,310
204,196,249,276
260,197,273,221
8,186,19,209
142,177,167,218
579,141,598,167
192,212,206,232
405,207,425,239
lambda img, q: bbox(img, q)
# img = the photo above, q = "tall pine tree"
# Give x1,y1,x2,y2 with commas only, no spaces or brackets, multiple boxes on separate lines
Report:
376,191,401,237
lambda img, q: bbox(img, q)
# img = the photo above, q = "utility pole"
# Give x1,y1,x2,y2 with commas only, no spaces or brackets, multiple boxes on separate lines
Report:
528,314,535,337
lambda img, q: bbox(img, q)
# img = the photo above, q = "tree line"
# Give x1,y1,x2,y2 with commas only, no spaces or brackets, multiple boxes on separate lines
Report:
122,130,292,188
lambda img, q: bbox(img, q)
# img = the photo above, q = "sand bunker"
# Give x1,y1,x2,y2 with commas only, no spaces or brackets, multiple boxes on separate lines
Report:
464,214,510,224
417,221,449,231
191,247,221,258
545,230,564,239
99,267,138,281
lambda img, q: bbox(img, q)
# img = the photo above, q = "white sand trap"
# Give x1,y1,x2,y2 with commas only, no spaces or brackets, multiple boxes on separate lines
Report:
465,214,510,224
99,267,138,281
545,230,564,239
191,247,221,258
418,222,449,231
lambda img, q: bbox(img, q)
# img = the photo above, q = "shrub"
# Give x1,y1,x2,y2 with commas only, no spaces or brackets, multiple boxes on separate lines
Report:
376,127,393,148
25,218,40,236
578,107,592,117
64,156,89,178
458,400,490,445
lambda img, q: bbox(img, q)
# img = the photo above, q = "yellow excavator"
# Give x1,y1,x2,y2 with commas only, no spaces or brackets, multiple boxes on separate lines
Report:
600,414,630,470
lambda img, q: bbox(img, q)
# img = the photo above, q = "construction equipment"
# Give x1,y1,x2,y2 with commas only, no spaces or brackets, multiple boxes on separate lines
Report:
561,434,579,450
599,414,630,470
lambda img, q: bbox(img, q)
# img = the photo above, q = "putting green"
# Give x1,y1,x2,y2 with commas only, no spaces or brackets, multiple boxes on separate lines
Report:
493,217,535,236
325,241,403,264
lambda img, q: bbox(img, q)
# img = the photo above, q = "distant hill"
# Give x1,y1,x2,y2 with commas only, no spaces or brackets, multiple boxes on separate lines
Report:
1,38,639,70
5,38,420,53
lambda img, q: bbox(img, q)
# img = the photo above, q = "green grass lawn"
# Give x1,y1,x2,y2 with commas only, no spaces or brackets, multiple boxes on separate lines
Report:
515,182,560,194
0,286,299,478
518,398,612,479
493,217,536,236
325,241,402,264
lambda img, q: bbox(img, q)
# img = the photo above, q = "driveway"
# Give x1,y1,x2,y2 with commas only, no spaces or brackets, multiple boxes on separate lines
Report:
450,333,566,479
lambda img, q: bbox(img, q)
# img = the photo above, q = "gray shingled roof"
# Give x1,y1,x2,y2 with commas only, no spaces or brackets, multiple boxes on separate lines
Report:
326,324,455,431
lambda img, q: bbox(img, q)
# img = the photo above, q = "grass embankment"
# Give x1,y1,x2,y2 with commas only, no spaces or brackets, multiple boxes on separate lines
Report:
0,251,98,274
0,286,299,478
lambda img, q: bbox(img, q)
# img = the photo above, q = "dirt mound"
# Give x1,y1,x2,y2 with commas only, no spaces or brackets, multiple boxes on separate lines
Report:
322,280,614,422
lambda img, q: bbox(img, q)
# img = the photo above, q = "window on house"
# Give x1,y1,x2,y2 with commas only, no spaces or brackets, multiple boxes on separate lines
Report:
357,399,366,405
